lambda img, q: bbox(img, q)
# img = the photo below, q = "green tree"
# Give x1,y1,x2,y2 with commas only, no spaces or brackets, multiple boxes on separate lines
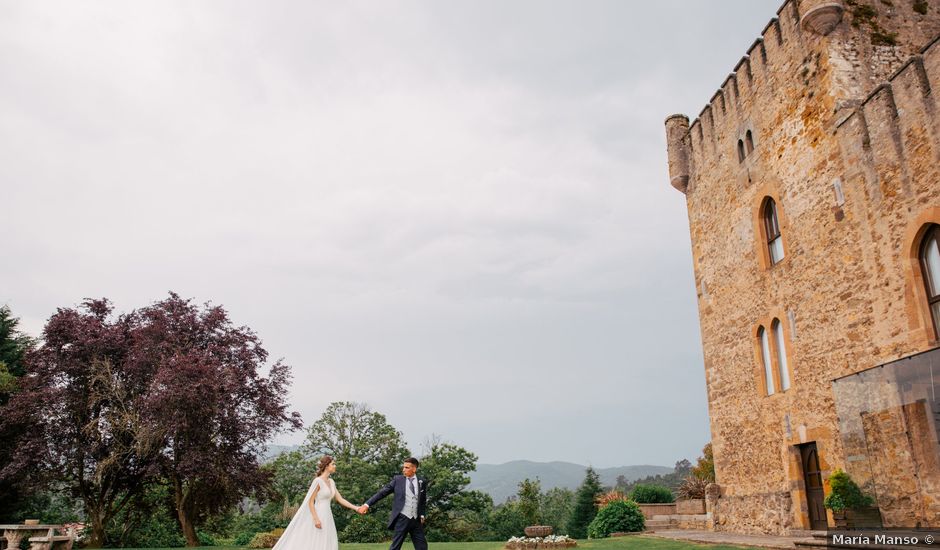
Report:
304,402,410,538
616,454,703,495
488,500,526,540
566,467,602,539
0,305,34,522
444,490,493,541
265,451,317,507
691,443,715,482
516,478,541,526
539,487,575,533
419,439,489,541
0,305,33,399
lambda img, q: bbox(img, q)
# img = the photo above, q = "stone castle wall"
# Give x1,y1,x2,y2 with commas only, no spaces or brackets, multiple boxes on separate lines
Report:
666,0,940,534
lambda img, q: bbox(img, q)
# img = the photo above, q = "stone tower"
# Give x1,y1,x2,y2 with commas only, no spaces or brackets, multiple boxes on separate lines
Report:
666,0,940,533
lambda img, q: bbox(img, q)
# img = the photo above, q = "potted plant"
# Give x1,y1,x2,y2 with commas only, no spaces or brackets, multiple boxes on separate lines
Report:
823,469,881,529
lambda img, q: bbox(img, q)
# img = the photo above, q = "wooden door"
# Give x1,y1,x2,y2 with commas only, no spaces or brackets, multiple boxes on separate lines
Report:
799,443,828,530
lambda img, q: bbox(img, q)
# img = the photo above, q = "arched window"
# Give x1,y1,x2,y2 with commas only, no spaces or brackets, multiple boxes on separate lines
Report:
920,224,940,339
762,198,785,265
745,130,755,154
737,139,746,162
772,319,790,391
758,326,775,395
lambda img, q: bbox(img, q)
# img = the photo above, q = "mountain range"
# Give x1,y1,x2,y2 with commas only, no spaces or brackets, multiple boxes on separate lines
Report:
261,446,672,504
468,460,672,503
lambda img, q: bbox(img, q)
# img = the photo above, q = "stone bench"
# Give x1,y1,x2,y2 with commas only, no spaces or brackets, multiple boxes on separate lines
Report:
27,527,74,550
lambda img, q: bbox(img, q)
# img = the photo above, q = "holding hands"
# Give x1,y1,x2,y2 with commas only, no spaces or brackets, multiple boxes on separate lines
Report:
356,504,369,515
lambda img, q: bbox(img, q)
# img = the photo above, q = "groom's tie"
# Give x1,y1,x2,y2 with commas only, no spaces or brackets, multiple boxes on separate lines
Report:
409,478,416,495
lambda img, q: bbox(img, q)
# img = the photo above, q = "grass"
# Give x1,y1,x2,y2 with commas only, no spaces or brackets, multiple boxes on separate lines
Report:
98,536,761,550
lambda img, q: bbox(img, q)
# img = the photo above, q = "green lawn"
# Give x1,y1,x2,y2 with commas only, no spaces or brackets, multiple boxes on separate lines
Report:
104,537,759,550
344,538,759,550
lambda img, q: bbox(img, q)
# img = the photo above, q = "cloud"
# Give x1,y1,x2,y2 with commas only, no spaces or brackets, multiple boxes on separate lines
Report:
2,0,780,466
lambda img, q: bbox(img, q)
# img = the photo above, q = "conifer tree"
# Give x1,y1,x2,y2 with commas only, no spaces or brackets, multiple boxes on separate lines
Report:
565,467,602,539
0,305,34,522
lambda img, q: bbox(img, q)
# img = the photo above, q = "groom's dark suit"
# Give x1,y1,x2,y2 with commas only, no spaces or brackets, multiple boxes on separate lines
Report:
365,474,428,550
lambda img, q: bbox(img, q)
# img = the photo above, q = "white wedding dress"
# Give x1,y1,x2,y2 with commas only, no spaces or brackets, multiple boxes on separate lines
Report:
273,477,338,550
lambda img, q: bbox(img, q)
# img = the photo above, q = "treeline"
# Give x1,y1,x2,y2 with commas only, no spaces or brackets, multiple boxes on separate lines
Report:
0,298,713,548
237,404,602,545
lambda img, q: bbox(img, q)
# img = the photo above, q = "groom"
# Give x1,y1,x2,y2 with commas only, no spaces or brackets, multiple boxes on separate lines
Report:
357,457,428,550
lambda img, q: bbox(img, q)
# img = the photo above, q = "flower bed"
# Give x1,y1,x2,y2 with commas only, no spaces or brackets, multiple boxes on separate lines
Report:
505,535,578,549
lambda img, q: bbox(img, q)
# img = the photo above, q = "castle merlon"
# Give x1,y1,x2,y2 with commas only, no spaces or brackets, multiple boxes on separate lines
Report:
835,38,940,156
663,0,940,193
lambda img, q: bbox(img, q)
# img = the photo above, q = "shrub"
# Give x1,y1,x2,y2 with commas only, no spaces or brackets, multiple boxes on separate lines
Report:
586,500,644,538
340,514,389,543
248,528,285,549
234,531,256,546
629,484,674,504
824,469,875,512
676,476,708,500
197,531,217,546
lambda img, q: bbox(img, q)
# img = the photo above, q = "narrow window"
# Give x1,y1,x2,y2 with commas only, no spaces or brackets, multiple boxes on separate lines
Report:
745,130,755,154
759,326,775,395
920,224,940,339
772,319,790,391
738,139,746,162
763,198,785,265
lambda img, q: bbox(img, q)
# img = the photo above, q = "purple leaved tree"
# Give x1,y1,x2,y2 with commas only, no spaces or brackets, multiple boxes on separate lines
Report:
0,300,159,547
0,294,302,547
135,293,302,546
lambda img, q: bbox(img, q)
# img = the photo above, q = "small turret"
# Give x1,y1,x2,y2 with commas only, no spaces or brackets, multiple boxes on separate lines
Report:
665,114,691,194
799,0,844,35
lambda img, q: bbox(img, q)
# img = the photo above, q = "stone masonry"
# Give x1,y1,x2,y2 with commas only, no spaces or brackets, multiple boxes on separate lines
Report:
665,0,940,535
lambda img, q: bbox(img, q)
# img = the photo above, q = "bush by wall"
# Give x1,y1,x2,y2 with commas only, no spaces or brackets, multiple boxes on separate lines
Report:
824,469,875,512
586,500,644,538
629,484,674,504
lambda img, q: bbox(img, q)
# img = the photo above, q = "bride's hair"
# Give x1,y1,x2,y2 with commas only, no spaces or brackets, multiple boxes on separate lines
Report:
315,455,334,477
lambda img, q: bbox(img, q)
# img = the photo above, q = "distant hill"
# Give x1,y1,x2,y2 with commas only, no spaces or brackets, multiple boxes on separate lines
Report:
259,447,672,503
261,443,301,462
468,460,672,503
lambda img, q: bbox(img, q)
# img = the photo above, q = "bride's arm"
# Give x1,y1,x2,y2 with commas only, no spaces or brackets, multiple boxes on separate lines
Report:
308,482,323,527
331,483,360,511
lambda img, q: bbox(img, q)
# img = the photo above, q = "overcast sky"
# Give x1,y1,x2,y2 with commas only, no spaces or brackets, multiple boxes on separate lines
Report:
2,1,781,468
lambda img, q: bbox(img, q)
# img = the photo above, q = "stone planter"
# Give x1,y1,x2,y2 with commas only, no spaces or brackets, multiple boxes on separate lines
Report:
524,526,553,538
505,535,576,550
830,507,882,529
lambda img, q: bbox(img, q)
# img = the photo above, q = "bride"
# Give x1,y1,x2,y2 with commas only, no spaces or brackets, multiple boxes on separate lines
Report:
273,455,361,550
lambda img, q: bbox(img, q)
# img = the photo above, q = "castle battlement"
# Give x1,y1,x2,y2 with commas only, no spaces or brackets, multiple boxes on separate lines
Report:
666,0,940,195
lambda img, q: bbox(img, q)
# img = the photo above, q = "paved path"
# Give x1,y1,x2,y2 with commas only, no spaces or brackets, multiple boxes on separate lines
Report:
642,529,806,549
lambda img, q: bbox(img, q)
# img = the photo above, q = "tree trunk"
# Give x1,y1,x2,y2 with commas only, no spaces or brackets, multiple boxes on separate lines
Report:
173,478,200,547
86,507,108,548
178,508,199,547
